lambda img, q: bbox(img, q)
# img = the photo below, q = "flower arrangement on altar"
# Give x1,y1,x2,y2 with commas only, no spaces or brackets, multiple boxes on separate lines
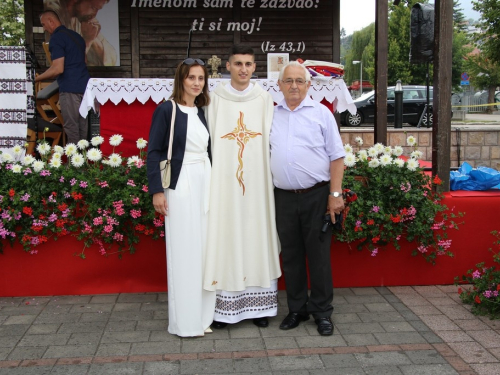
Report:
336,135,464,263
0,133,164,258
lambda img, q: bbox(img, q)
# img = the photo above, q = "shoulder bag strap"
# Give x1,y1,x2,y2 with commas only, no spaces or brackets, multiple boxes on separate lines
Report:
166,99,176,162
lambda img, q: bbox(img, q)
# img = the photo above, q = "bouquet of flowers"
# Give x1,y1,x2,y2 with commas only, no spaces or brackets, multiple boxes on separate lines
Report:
0,133,164,258
336,135,464,263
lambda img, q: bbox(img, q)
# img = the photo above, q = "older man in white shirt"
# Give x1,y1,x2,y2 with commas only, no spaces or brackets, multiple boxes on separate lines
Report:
270,61,345,336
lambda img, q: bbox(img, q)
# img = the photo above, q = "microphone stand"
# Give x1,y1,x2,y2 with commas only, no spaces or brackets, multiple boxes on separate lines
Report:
25,43,39,153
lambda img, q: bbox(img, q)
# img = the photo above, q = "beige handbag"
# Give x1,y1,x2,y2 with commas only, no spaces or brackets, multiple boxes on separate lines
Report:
159,100,177,189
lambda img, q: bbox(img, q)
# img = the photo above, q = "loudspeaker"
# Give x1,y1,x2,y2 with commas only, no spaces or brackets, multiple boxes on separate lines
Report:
409,3,434,64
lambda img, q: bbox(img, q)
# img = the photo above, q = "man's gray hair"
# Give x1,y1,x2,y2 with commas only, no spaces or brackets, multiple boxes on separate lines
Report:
278,61,311,81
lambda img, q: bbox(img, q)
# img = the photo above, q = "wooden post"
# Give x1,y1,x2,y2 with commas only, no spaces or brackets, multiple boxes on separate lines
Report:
374,0,388,144
131,6,140,78
432,0,453,192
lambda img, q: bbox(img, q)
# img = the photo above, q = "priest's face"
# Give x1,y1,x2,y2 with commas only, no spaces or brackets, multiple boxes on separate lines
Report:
278,65,311,109
226,54,256,90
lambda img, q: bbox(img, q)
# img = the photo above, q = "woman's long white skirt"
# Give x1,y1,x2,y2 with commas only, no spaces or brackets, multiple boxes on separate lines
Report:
165,158,215,337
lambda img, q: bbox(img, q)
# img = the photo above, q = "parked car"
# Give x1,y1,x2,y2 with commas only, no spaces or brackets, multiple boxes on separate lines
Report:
341,85,434,127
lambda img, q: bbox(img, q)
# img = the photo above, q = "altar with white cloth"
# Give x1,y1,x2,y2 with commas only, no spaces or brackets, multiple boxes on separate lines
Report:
79,78,356,156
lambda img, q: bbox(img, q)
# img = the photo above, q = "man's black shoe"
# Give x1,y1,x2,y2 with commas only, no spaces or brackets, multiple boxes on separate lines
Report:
315,317,334,336
279,313,309,330
211,321,228,329
253,317,269,327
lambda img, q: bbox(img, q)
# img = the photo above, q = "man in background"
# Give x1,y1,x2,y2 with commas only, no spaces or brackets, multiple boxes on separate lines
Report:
44,0,117,66
35,10,90,144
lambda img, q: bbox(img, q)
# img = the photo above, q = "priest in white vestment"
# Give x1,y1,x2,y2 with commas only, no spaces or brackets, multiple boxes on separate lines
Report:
204,45,281,328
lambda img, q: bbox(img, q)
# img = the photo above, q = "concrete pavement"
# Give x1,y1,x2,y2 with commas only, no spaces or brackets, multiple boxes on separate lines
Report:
1,286,499,374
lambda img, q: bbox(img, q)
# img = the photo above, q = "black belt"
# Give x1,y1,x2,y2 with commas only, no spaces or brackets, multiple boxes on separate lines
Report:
277,181,329,194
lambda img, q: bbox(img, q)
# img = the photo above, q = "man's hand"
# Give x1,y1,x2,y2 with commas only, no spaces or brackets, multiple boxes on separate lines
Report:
327,195,344,223
152,192,168,216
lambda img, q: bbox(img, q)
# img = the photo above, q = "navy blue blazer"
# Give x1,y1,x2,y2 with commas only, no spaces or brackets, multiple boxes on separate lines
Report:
146,100,211,195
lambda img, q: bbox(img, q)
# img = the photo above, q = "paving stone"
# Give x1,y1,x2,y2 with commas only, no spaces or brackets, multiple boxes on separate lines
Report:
295,335,347,348
365,303,397,313
0,347,11,360
344,295,387,304
95,343,131,357
0,366,53,375
229,327,261,339
136,319,168,331
43,344,97,358
268,354,324,371
357,312,406,323
0,335,21,348
180,358,233,374
7,346,46,360
448,342,498,364
153,310,168,319
18,334,70,347
50,364,90,375
116,294,158,303
157,293,168,302
310,368,365,375
109,311,154,321
34,313,81,324
233,357,272,372
413,286,447,297
436,305,476,320
79,312,111,322
113,303,142,312
149,330,183,342
380,322,417,333
89,295,118,304
419,331,444,344
87,362,143,375
105,321,137,332
469,363,500,375
354,351,412,366
0,316,7,324
69,303,114,313
140,302,168,311
418,315,460,331
333,313,362,324
130,341,180,355
1,306,44,315
352,288,381,296
334,288,357,296
101,330,150,344
215,338,265,352
0,324,29,336
336,322,385,335
259,324,310,338
342,333,380,346
143,360,180,375
454,319,490,331
320,353,361,368
435,330,473,343
334,304,369,314
181,339,214,353
399,364,459,374
384,295,403,304
427,297,461,307
374,332,427,345
398,309,421,322
26,324,60,335
263,337,298,350
58,321,107,334
67,332,102,346
467,330,500,349
363,365,404,375
41,305,73,313
47,296,92,305
409,320,432,332
405,349,448,365
270,371,306,375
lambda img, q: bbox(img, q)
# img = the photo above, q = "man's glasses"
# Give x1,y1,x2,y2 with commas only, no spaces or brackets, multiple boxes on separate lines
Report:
183,58,205,66
281,78,308,86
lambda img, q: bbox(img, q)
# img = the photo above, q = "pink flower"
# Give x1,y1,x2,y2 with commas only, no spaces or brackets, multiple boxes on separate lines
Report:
132,197,140,205
472,270,481,279
417,245,428,253
127,179,136,187
371,248,378,256
142,185,148,193
113,233,124,241
40,170,51,177
20,193,30,202
59,176,65,182
130,209,142,219
80,181,88,188
104,224,113,233
93,217,103,226
98,181,109,188
24,168,32,175
70,178,77,186
134,159,145,168
372,206,380,213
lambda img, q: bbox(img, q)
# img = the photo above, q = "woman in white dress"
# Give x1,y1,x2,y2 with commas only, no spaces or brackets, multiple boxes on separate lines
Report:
146,59,215,337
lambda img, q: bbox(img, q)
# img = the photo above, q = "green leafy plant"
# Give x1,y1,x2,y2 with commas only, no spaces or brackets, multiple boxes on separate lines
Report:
336,135,464,263
0,133,164,258
455,231,500,319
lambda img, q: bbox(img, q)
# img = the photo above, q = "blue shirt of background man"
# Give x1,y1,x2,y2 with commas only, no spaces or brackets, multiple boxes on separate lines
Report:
49,25,90,94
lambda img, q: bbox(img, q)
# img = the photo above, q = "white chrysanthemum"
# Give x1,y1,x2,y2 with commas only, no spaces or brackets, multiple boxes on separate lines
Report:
91,136,104,146
410,150,423,160
374,143,385,154
109,134,124,147
52,152,62,160
77,139,89,150
355,136,363,146
22,154,35,166
392,145,404,156
37,142,51,156
383,146,392,155
367,147,378,157
358,150,368,161
406,158,419,171
12,145,23,156
136,138,148,150
344,153,356,167
12,164,22,173
49,158,62,168
344,143,353,153
368,158,380,168
127,155,140,166
380,154,393,166
32,160,45,172
87,148,102,162
107,153,122,167
407,135,417,146
1,152,13,163
65,143,77,156
53,145,64,154
393,158,405,168
71,153,85,168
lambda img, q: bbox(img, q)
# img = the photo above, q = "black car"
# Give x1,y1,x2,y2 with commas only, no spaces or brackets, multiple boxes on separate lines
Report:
341,85,433,127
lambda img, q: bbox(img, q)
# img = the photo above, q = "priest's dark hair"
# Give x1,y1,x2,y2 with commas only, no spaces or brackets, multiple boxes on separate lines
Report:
171,59,210,107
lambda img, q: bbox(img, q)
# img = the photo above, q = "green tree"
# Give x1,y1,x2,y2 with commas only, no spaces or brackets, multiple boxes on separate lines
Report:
453,0,467,31
472,0,500,64
0,0,24,46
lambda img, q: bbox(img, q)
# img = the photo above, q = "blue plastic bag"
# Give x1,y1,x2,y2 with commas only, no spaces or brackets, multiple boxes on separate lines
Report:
450,162,500,190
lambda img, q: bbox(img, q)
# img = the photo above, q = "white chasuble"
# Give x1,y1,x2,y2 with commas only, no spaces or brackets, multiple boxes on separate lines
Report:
204,82,282,294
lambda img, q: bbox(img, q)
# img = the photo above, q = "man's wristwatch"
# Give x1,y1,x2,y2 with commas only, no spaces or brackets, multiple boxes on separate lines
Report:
329,191,341,198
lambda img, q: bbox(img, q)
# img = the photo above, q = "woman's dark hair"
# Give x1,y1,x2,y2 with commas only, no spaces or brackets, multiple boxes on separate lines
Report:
170,60,210,107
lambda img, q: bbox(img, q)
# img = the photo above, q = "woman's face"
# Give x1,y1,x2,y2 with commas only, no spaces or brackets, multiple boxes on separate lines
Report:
182,65,205,104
